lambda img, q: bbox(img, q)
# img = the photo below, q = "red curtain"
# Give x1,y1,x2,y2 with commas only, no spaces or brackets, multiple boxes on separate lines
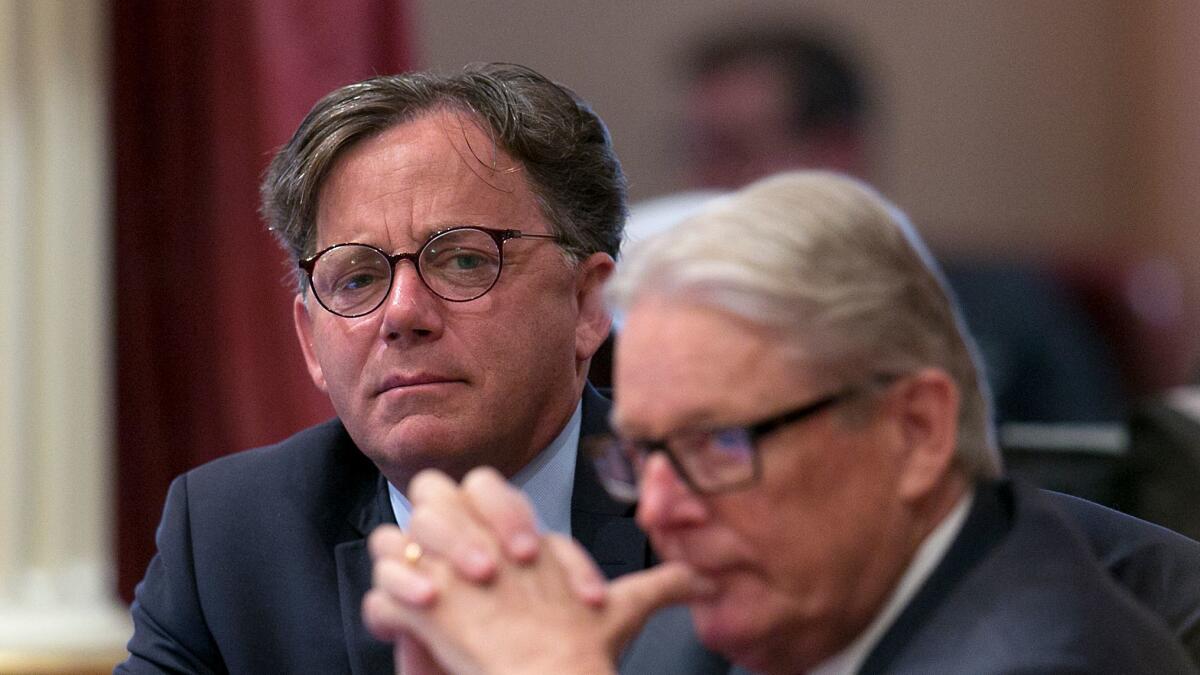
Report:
112,0,410,602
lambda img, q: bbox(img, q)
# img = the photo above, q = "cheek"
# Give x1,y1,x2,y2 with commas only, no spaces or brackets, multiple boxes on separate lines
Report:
733,452,864,579
496,282,579,355
310,318,377,379
447,295,576,386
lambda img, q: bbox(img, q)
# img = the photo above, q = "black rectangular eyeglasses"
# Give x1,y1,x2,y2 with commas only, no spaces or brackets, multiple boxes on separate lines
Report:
587,387,861,503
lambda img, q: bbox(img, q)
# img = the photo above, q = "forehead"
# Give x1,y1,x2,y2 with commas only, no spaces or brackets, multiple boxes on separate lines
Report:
613,295,812,435
314,108,546,248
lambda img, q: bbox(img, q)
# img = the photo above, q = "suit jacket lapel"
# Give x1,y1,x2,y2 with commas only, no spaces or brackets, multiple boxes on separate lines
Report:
334,445,397,675
572,384,651,579
859,481,1011,674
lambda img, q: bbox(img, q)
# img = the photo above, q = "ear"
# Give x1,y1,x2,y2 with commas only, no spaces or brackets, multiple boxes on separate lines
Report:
573,252,616,362
891,368,960,502
293,293,329,393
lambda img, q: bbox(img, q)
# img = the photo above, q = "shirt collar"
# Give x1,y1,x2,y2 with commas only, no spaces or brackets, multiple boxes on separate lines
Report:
809,489,975,675
387,402,581,536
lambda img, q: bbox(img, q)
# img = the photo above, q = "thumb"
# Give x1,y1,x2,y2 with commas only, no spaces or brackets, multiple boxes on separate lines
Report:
603,562,712,652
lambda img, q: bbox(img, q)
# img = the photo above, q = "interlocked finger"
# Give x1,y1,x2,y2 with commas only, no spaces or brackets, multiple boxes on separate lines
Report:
461,467,543,563
408,469,503,582
368,525,438,608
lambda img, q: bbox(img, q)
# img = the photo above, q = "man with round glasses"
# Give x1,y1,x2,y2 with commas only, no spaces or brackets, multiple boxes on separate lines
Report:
362,172,1198,673
300,227,563,317
119,64,722,673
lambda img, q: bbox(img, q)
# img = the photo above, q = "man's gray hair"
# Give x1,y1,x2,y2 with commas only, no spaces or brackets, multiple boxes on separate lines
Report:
261,63,627,290
609,171,1001,479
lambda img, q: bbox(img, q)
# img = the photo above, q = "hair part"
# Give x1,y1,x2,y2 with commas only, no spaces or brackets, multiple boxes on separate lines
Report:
609,171,1001,479
260,63,627,291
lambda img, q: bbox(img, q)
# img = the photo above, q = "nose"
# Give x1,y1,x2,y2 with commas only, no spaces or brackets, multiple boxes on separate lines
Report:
378,260,444,345
635,453,710,532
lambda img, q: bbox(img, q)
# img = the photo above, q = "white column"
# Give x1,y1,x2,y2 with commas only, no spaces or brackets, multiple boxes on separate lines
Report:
0,0,130,665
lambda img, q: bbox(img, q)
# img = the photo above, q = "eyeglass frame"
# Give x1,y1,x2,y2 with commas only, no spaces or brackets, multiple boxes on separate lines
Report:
297,226,563,318
589,380,891,502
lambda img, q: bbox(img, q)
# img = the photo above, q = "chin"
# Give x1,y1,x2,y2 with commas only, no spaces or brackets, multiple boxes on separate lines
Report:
694,618,773,672
360,417,485,478
690,594,763,659
689,580,796,672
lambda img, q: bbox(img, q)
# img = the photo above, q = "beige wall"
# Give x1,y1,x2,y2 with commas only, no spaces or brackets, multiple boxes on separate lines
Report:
416,1,1127,257
1123,1,1200,378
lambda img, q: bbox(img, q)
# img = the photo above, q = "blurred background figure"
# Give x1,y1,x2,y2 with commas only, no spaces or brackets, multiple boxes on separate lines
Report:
616,14,1199,541
629,24,1128,427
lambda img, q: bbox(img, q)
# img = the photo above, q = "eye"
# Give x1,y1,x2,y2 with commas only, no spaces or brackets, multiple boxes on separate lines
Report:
333,269,386,293
448,250,487,270
711,428,747,450
423,242,500,275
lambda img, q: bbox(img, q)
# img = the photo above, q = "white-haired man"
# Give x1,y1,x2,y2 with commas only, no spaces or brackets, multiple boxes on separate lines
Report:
363,172,1197,674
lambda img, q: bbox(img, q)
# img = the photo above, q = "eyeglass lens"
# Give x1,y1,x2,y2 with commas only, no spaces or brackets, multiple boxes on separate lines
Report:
677,428,756,487
592,429,757,501
309,228,504,317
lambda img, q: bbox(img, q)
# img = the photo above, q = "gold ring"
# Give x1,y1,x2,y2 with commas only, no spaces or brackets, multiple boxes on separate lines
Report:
403,541,424,565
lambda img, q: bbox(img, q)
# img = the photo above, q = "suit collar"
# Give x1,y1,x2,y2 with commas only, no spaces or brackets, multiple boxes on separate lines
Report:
328,423,395,674
572,383,626,515
572,384,652,578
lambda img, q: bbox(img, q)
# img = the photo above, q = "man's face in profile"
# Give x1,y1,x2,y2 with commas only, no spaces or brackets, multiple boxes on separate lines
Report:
293,108,611,483
617,294,914,670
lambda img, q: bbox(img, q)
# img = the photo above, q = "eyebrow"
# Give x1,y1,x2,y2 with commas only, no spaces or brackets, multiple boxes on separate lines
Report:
355,222,495,252
413,222,483,243
610,407,727,440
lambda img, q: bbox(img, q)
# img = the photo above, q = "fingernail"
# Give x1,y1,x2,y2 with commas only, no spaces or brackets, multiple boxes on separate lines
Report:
465,549,496,580
509,532,539,561
580,579,607,606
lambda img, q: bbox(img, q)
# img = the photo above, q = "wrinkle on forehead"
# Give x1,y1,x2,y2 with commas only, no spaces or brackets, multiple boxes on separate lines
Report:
438,106,524,195
321,106,526,214
315,108,547,252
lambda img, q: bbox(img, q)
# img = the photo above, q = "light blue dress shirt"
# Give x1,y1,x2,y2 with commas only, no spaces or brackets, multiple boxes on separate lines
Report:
387,402,582,536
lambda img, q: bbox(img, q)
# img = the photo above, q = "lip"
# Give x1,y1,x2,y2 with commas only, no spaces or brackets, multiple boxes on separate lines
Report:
658,550,737,579
375,373,466,395
685,561,736,579
670,545,747,579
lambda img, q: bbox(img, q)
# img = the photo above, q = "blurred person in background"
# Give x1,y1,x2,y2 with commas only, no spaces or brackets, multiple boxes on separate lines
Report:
629,23,1128,426
664,20,1200,541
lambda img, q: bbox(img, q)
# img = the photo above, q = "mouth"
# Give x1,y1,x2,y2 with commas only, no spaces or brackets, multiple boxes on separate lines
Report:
375,373,466,396
657,550,734,580
684,562,735,582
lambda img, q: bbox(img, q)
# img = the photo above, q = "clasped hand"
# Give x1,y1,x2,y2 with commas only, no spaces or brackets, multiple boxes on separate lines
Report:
362,467,709,675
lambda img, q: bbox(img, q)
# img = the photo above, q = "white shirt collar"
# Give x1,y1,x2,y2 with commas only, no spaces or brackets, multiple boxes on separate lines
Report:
386,402,581,536
808,490,975,675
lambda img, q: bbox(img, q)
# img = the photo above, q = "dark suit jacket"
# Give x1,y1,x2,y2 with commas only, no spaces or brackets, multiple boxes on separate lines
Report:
118,385,726,674
119,380,1198,674
858,480,1196,674
1049,489,1200,663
